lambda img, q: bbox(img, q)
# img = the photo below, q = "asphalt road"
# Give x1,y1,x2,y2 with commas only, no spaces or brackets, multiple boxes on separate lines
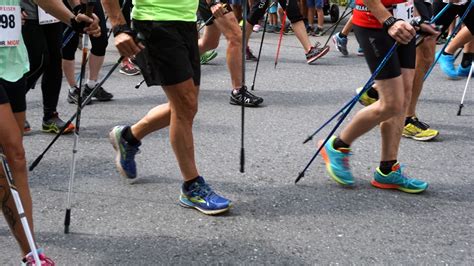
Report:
1,15,473,264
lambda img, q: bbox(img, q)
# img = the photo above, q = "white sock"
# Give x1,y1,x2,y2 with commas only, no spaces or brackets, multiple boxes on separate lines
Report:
69,85,77,93
87,79,97,88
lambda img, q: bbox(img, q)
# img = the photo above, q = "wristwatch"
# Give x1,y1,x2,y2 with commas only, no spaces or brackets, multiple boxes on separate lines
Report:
112,24,136,38
383,16,403,31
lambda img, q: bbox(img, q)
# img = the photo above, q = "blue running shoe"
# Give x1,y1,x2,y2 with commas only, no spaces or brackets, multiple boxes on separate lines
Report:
438,52,460,80
332,32,348,56
179,176,232,215
457,63,472,77
109,125,141,183
319,136,354,185
371,162,428,194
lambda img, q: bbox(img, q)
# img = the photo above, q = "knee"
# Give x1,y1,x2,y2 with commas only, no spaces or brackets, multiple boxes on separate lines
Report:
377,100,404,119
174,95,198,122
3,144,26,170
226,31,242,48
91,38,108,57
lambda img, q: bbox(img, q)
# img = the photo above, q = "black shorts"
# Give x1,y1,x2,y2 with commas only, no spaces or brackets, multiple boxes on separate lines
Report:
198,0,232,26
0,77,27,113
433,0,474,35
354,25,416,80
133,20,201,87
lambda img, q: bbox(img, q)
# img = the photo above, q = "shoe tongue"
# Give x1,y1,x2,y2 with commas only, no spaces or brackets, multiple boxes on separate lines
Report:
391,162,400,172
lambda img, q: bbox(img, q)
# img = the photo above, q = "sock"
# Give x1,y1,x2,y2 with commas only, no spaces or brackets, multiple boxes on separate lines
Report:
232,88,240,95
367,87,379,98
43,111,56,121
379,160,397,175
122,126,140,146
183,176,204,192
405,116,413,126
338,32,347,38
69,85,77,93
332,136,350,150
87,79,97,88
461,52,473,68
442,51,453,56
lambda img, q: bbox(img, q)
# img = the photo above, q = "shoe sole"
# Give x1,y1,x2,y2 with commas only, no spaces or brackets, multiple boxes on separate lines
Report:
179,196,231,215
229,99,263,107
108,128,140,184
402,132,439,141
119,69,140,76
332,36,348,56
319,140,354,186
371,180,427,194
42,125,74,134
307,46,330,65
201,52,218,65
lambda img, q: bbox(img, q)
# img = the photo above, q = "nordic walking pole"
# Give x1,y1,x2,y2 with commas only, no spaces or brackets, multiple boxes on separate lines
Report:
0,152,41,266
457,61,473,116
240,0,248,173
424,2,472,81
274,11,287,69
320,9,352,36
64,0,95,234
29,57,124,172
295,42,399,184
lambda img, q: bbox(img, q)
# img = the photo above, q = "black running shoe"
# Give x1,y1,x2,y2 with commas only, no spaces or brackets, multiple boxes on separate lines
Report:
67,86,92,105
229,88,264,107
246,47,258,61
85,84,114,101
306,42,330,64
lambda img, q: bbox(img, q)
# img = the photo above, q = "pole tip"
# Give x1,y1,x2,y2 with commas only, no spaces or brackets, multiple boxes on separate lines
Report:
29,157,41,171
457,104,463,116
303,136,312,144
295,172,304,184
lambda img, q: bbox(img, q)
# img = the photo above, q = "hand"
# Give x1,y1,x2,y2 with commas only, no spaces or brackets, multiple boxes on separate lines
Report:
388,20,416,44
419,23,440,41
75,13,101,37
114,32,144,57
449,0,461,3
21,10,27,25
210,3,226,18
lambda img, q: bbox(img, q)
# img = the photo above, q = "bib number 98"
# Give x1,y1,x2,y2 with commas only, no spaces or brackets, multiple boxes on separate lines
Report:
0,14,15,29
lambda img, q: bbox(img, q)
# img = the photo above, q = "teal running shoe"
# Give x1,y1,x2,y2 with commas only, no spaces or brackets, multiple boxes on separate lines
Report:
109,125,141,183
457,63,472,77
200,50,218,64
179,176,232,215
438,52,460,80
319,136,354,185
371,162,428,194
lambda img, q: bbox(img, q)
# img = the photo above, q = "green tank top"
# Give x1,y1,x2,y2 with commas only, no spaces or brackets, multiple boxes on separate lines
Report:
132,0,198,22
0,0,29,82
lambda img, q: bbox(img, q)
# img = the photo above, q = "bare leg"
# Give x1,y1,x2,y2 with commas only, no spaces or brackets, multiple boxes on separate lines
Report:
62,59,76,87
88,54,105,82
308,7,315,28
341,16,353,36
316,8,324,29
292,20,312,52
445,27,474,54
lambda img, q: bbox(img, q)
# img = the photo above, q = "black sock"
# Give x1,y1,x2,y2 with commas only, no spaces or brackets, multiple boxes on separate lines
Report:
122,126,140,145
367,86,379,99
379,160,397,175
339,32,347,38
183,176,203,191
43,111,56,121
461,52,473,68
405,116,413,126
332,137,350,150
442,51,453,56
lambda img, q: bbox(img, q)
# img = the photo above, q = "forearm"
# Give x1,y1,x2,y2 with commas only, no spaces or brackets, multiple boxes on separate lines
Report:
101,0,126,27
33,0,75,25
363,0,393,24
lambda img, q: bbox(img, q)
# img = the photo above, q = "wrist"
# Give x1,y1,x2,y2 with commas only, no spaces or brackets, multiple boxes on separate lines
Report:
383,16,403,31
112,24,136,38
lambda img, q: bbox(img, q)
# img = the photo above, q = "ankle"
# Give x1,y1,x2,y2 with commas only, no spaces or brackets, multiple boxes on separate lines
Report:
379,160,397,175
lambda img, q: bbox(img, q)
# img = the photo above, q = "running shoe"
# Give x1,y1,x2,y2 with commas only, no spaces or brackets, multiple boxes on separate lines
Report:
179,176,232,215
85,84,114,101
24,120,31,134
109,125,141,183
22,248,55,266
402,116,439,141
265,24,276,33
332,32,348,56
246,47,258,61
284,25,294,35
42,112,75,134
357,47,364,56
229,88,264,107
457,63,472,77
319,136,354,185
253,24,262,32
355,86,378,106
119,59,141,76
200,50,218,64
306,42,330,65
313,27,324,36
437,52,460,80
67,86,92,105
372,162,428,193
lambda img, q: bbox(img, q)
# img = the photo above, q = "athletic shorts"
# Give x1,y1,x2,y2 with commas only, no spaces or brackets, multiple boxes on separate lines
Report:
354,25,416,80
198,0,232,26
132,20,201,87
307,0,324,8
269,0,278,13
0,77,27,113
433,0,474,35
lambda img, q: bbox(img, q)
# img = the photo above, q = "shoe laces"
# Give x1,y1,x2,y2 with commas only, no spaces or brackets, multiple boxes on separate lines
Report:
189,182,213,198
124,143,140,160
410,117,429,130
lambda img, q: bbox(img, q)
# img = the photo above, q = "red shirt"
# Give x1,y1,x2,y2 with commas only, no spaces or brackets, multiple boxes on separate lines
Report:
353,0,406,29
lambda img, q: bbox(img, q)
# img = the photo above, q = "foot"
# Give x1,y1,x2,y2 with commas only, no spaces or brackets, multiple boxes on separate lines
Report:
372,162,428,193
319,136,354,185
313,27,324,36
24,120,31,134
85,84,114,101
284,25,294,35
119,59,141,76
179,176,232,215
67,86,92,105
357,47,364,56
306,42,330,64
109,126,142,183
438,52,460,80
332,32,348,56
457,63,472,77
402,116,439,141
22,248,55,266
200,50,218,64
253,24,262,32
229,87,264,107
42,112,75,134
355,86,378,106
246,47,258,61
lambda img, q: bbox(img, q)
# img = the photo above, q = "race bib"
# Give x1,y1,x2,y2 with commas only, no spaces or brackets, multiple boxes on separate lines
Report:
394,0,415,22
0,5,21,47
38,6,59,25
